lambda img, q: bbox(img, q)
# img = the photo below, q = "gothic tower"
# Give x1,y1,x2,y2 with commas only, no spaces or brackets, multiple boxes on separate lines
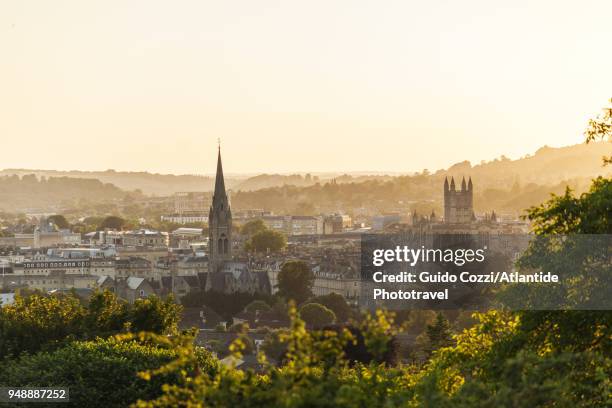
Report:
444,176,473,223
209,146,232,272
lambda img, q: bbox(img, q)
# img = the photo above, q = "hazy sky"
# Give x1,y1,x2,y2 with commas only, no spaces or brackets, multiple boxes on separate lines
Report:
1,1,611,175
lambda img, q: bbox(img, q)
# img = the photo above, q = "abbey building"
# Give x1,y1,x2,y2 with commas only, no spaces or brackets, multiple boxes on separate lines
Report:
443,176,474,223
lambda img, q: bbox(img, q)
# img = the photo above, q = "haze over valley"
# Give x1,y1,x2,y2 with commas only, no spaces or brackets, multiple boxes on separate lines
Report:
0,141,608,216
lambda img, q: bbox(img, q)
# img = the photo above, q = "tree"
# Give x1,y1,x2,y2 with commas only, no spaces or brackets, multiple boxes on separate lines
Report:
277,261,314,304
240,219,267,237
261,328,289,361
244,300,272,314
299,303,336,328
129,295,182,334
0,291,181,359
524,177,611,235
246,229,286,253
0,335,217,408
307,293,352,322
48,214,70,230
99,215,126,230
0,292,84,359
424,312,453,356
82,290,129,336
585,97,611,164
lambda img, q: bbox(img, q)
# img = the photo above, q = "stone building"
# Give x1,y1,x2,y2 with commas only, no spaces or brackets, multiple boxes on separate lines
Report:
444,176,474,223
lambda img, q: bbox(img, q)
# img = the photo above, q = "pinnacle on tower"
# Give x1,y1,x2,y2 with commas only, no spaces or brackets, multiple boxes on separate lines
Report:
468,177,473,191
461,176,466,191
444,176,449,191
450,177,456,191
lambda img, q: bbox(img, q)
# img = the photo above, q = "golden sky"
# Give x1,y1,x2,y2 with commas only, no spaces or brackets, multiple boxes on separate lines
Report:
1,1,611,175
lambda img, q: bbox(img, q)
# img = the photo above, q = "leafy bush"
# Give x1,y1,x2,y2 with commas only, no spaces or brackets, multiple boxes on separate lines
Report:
0,291,180,359
245,229,286,253
0,334,217,408
277,261,314,304
299,303,335,328
306,293,352,322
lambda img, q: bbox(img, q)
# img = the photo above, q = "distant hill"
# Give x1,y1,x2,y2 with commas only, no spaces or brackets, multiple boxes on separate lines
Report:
235,141,610,192
0,169,392,195
0,142,608,207
231,142,611,216
440,142,611,187
0,169,227,196
0,174,130,213
233,173,397,191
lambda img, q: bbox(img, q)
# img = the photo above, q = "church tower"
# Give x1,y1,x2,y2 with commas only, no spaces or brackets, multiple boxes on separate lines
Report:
209,146,232,272
444,176,474,223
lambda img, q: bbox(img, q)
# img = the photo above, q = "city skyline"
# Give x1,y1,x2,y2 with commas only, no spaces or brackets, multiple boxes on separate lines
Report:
2,1,611,174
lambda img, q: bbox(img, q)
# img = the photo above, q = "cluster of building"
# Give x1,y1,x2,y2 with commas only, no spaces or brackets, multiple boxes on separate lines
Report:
1,145,528,312
160,191,346,234
160,191,211,224
160,190,352,237
0,149,265,304
0,218,81,248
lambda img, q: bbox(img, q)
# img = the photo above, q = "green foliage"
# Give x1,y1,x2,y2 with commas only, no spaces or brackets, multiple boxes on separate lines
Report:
133,305,414,408
0,335,215,408
585,97,611,164
299,303,336,328
277,260,314,304
261,328,289,361
1,293,608,407
307,293,352,322
525,177,611,234
0,291,181,359
47,214,70,230
425,312,454,356
99,215,127,230
130,295,182,334
240,219,267,237
0,292,84,359
246,229,287,253
244,300,271,313
417,309,612,407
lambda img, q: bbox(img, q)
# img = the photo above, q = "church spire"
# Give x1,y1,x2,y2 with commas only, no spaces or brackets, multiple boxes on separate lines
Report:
209,144,232,272
213,144,226,201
